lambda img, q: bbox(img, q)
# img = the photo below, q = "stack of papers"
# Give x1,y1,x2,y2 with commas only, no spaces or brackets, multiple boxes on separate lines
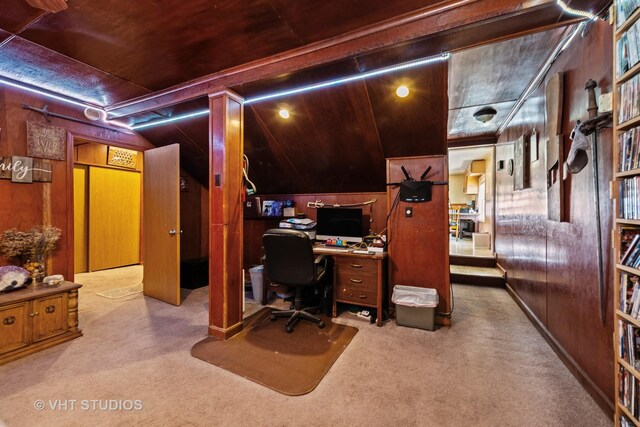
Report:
279,218,316,230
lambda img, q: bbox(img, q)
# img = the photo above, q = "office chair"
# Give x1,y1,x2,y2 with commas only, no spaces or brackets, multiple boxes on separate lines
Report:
449,206,461,241
263,229,328,333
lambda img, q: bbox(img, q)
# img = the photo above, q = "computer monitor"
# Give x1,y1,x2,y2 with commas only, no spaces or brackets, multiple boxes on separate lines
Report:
316,207,363,243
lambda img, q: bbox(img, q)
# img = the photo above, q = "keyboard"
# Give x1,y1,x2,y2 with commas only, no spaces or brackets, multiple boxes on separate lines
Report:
315,246,351,253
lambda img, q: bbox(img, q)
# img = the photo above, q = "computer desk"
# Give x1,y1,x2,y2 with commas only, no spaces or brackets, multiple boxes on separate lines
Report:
312,245,387,327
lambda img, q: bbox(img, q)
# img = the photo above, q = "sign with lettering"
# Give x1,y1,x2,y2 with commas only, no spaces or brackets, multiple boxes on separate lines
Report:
0,157,52,183
26,121,66,160
9,156,32,183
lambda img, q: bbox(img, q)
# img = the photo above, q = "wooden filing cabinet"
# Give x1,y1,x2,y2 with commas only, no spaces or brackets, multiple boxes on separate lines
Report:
331,253,386,326
0,282,82,365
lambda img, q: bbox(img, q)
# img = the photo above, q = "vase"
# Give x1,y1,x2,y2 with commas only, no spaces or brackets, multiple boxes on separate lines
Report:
22,254,46,283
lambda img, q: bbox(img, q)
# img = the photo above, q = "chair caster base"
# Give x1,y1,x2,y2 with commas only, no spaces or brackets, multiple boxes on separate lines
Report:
318,321,325,329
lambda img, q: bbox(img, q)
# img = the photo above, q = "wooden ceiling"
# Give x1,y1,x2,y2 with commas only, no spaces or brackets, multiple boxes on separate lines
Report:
0,0,610,193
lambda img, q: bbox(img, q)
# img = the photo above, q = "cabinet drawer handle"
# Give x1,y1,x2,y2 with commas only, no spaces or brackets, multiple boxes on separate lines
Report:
3,315,15,325
350,264,363,268
359,294,367,299
45,305,56,314
29,312,39,317
350,278,362,284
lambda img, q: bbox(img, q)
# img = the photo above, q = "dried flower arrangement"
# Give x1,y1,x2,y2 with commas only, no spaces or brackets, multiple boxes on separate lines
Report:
0,225,62,260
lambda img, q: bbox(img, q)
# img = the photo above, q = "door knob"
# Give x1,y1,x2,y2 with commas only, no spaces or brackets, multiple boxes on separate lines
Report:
169,229,177,236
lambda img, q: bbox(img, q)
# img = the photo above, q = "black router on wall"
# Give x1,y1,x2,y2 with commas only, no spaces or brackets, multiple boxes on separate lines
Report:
387,165,448,203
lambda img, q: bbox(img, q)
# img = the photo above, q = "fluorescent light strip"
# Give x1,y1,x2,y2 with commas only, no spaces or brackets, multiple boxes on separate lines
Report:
556,0,598,21
497,23,584,135
0,77,101,109
131,53,450,130
131,109,209,130
243,53,450,104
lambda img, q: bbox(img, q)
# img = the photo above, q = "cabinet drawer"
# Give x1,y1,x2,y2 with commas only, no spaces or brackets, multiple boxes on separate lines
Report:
0,303,30,355
336,287,377,306
335,257,377,277
33,294,68,342
335,273,377,292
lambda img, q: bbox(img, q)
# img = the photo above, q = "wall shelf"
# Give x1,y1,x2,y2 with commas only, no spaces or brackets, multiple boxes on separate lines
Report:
614,3,640,424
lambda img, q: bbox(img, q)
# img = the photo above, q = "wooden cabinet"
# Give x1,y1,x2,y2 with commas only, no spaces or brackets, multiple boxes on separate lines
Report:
331,253,386,326
464,160,485,195
0,282,82,365
613,3,640,425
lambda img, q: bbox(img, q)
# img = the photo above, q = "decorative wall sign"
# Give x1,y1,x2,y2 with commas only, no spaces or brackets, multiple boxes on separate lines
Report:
26,122,66,160
10,156,33,183
514,135,528,190
107,146,138,169
0,157,52,183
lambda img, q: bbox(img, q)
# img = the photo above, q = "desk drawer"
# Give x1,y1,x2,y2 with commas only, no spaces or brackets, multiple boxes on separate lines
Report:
335,257,377,277
336,287,377,306
335,274,377,292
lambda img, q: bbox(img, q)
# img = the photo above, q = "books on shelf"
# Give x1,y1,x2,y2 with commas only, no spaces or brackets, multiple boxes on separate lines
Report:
621,272,640,314
619,364,640,419
618,18,640,77
619,319,640,371
619,177,640,219
618,74,640,125
618,0,640,29
619,128,640,171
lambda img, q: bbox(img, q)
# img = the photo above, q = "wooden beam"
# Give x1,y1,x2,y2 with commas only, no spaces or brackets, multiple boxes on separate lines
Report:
448,135,497,148
106,0,557,118
208,90,244,340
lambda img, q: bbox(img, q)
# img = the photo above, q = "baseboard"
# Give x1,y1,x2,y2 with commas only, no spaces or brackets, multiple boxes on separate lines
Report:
505,283,614,417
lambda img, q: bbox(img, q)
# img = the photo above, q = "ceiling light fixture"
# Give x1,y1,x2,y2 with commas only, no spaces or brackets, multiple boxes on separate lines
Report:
131,109,209,130
473,106,497,123
0,77,102,110
278,109,290,119
556,0,598,21
244,53,449,105
396,85,410,98
497,22,585,135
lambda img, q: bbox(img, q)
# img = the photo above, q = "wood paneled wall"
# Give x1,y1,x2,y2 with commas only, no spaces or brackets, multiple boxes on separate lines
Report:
243,191,387,269
0,86,153,280
387,156,450,325
494,20,613,409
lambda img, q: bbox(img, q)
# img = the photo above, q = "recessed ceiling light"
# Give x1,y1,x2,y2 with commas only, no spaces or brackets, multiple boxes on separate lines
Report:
278,109,290,119
396,85,410,98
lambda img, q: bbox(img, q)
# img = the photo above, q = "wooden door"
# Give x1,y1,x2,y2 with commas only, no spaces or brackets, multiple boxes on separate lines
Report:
73,165,88,273
88,166,141,271
143,144,181,305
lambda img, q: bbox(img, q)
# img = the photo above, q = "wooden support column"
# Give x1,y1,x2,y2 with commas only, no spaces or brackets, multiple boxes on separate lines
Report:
208,90,244,339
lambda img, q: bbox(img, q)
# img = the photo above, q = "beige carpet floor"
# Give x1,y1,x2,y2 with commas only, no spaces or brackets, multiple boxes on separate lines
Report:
0,266,612,426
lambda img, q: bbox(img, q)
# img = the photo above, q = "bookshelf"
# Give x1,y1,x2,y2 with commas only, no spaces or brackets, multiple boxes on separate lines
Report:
615,2,640,426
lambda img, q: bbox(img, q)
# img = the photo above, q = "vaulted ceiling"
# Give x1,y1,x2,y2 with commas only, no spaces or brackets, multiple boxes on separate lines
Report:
0,0,609,193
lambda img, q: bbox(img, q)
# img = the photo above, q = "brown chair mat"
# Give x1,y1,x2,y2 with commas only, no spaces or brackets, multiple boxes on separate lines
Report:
191,308,358,396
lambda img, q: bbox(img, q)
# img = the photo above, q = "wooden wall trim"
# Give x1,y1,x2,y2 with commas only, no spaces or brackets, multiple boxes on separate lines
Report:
504,282,613,417
105,1,559,118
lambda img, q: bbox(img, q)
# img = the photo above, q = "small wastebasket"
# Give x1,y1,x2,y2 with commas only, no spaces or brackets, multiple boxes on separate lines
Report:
249,265,264,303
392,285,439,331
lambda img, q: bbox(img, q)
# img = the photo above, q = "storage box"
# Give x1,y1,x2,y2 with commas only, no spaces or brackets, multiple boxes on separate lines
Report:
392,285,438,331
472,232,491,250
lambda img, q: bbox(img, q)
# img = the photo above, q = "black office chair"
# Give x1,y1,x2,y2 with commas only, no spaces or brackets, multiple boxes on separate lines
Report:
262,228,328,333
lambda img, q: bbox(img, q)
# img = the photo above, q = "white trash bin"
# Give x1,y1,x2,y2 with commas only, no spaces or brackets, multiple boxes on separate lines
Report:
392,285,439,331
249,265,264,303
